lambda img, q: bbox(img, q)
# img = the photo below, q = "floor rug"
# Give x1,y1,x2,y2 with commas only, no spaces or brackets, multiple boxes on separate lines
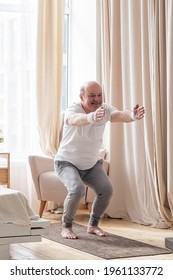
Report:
42,223,172,259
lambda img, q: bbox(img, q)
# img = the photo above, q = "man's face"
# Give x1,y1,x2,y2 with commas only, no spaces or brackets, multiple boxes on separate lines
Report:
80,82,103,113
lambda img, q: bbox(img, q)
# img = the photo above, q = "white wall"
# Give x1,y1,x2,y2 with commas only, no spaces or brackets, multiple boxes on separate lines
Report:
68,0,96,105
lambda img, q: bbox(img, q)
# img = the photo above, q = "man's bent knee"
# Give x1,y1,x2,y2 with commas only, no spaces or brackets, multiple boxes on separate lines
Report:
99,183,113,199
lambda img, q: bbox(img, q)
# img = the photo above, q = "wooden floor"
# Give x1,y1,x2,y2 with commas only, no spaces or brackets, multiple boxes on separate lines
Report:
10,208,173,260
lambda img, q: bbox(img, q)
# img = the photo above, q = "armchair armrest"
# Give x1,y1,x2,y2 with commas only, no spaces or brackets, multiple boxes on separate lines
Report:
28,155,55,200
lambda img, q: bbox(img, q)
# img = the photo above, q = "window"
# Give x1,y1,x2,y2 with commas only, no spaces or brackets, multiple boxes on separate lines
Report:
0,0,96,159
0,0,70,158
62,0,70,110
0,0,37,158
68,0,97,105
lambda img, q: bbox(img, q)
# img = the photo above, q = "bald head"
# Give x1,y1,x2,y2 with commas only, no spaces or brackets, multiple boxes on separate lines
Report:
80,81,102,95
79,81,103,113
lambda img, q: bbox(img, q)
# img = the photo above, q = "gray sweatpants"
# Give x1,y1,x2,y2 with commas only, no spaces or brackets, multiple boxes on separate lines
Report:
54,159,113,228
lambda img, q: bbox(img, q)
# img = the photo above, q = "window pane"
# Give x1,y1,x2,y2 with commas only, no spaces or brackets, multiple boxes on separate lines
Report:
0,0,37,158
0,0,69,157
62,14,69,111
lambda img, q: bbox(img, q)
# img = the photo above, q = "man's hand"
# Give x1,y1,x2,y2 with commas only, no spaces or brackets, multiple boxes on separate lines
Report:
132,104,145,120
93,106,105,122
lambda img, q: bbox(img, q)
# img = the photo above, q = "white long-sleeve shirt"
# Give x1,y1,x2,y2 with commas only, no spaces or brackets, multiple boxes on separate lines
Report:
55,103,117,170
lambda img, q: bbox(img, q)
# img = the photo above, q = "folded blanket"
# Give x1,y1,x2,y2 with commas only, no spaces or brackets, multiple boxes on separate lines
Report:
0,187,39,225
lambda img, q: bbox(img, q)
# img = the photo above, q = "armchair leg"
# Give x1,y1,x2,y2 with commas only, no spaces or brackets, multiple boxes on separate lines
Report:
39,200,47,217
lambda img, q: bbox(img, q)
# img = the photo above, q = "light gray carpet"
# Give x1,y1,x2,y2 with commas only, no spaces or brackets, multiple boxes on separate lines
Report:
43,223,171,259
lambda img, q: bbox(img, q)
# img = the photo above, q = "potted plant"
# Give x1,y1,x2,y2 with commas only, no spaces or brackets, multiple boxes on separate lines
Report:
0,129,4,143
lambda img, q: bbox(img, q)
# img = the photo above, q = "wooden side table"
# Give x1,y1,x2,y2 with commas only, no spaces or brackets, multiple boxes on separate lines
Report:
0,152,10,188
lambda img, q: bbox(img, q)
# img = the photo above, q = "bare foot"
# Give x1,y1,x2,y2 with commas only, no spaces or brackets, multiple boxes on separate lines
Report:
87,226,107,237
61,228,78,239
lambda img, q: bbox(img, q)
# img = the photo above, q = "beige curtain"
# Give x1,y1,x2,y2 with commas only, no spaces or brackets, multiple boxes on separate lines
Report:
100,0,173,228
36,0,65,157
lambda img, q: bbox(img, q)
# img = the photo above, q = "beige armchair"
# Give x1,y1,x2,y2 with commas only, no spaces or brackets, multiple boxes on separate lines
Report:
28,155,109,217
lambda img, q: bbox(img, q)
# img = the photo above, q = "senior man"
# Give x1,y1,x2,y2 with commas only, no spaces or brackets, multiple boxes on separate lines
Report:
54,81,145,239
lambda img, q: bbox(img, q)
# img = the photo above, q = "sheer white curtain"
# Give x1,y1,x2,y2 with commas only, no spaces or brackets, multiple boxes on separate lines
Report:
100,0,173,228
0,1,40,210
166,0,173,215
153,0,173,224
36,0,65,157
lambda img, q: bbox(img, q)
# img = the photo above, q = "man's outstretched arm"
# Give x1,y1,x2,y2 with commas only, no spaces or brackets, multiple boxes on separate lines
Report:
110,104,145,123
